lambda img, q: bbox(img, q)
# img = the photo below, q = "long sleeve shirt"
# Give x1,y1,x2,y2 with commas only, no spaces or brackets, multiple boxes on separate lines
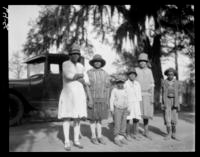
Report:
110,88,128,111
135,67,154,95
62,60,90,86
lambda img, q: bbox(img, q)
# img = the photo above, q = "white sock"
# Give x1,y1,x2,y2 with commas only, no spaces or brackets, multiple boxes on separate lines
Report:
97,122,102,138
63,121,70,144
74,122,80,143
90,123,96,139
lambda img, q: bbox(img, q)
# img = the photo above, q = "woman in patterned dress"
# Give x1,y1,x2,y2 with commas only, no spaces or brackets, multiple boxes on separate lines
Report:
87,54,111,145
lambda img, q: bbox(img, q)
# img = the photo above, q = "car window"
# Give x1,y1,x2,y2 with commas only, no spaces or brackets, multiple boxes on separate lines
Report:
50,64,59,74
29,63,44,77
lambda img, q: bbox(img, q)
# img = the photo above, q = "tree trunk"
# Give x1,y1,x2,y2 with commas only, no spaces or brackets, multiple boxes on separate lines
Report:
148,34,163,109
175,50,179,80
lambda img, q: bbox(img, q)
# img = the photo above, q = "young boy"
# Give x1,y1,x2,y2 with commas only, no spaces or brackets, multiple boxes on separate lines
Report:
124,68,142,141
160,68,181,141
110,75,130,147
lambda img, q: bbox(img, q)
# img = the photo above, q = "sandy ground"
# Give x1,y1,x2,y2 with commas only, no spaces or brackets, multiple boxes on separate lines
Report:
9,111,195,152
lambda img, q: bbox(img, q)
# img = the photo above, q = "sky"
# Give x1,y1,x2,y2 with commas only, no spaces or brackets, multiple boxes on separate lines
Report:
8,5,192,80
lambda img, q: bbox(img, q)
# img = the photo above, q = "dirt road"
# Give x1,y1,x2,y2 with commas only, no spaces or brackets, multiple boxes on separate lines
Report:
9,112,195,152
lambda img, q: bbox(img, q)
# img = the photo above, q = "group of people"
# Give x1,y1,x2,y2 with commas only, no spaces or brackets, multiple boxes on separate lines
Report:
57,44,181,151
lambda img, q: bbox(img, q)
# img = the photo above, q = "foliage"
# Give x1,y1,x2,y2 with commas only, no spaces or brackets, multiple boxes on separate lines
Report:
9,51,27,79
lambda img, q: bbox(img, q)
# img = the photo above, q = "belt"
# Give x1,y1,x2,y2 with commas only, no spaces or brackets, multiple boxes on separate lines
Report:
114,105,128,110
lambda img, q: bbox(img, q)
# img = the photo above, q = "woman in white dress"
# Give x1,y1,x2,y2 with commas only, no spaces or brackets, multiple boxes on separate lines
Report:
124,68,142,141
58,44,92,151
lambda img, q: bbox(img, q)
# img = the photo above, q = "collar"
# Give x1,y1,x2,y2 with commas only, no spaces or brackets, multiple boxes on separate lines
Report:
92,68,102,71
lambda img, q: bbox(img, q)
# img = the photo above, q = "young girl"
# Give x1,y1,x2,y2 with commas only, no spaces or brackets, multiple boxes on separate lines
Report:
110,75,130,147
161,68,181,141
135,53,154,140
124,68,142,141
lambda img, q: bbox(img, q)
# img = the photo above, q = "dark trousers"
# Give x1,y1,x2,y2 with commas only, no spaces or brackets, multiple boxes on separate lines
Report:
113,107,128,137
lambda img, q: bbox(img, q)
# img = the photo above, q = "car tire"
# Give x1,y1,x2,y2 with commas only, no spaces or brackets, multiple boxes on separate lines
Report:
9,93,24,126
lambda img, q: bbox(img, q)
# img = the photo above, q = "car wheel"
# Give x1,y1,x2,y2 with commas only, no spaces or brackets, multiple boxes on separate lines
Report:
9,93,24,126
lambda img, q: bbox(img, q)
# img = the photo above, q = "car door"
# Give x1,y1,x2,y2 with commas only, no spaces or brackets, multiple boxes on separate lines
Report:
42,63,62,117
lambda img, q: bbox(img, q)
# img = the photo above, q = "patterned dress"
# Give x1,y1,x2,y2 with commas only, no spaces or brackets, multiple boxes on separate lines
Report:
87,68,110,121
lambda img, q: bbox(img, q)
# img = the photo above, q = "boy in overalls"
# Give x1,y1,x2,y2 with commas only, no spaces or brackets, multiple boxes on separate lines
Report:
160,68,181,140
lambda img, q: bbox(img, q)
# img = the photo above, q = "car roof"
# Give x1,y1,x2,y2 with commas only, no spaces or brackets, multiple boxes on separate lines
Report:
24,53,69,64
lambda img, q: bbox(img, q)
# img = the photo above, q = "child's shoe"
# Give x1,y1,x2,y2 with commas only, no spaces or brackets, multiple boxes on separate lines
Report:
64,142,71,151
114,136,123,147
91,138,99,145
119,136,128,145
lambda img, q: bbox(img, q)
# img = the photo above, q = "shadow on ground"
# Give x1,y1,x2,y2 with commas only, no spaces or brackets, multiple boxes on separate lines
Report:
154,110,195,124
57,122,114,144
9,110,195,152
9,122,60,152
138,123,167,137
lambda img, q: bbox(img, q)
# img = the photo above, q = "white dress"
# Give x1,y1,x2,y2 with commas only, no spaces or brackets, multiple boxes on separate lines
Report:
58,60,89,119
124,80,142,120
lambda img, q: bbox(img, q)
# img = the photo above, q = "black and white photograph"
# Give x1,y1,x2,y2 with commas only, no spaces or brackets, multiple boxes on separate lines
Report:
8,5,195,152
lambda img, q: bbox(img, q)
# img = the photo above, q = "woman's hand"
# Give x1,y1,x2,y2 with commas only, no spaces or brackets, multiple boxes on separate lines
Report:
77,78,85,85
161,103,166,110
73,74,84,80
87,99,93,109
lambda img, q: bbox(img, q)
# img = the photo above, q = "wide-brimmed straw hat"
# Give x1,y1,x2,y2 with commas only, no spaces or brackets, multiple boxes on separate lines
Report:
69,44,81,55
164,68,177,76
138,53,148,62
89,54,106,67
115,74,126,83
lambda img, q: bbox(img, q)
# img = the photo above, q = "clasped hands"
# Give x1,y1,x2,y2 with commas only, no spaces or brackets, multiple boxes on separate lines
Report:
73,73,85,84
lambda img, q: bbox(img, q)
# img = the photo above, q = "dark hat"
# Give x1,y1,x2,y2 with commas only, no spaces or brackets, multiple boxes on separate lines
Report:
115,74,126,83
69,44,81,55
164,68,177,76
127,68,137,76
138,53,148,62
89,54,106,67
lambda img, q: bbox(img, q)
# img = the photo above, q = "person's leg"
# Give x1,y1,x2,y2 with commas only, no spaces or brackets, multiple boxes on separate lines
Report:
164,106,172,140
171,108,180,141
63,120,71,150
114,107,121,138
143,118,152,140
96,120,102,138
73,119,83,149
126,119,132,141
114,107,123,146
90,120,97,138
119,109,129,144
133,118,141,140
97,120,106,144
90,120,99,144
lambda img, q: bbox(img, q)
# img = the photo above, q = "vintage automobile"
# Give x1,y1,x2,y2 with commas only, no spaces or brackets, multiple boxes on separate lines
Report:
9,53,84,126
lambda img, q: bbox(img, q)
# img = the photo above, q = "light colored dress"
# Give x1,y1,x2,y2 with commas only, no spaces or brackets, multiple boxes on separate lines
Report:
135,67,155,119
124,80,142,120
58,60,89,119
